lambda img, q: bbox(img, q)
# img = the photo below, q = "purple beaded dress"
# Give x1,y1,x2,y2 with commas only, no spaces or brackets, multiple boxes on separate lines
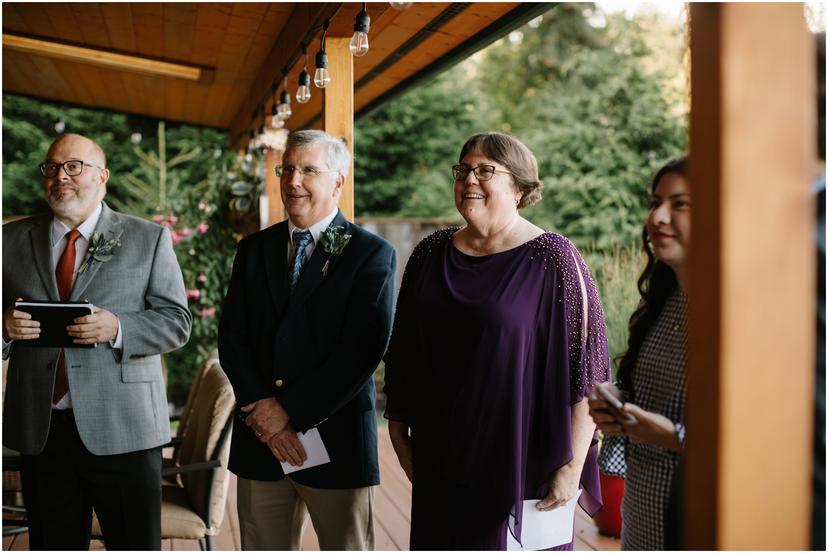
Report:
384,229,610,550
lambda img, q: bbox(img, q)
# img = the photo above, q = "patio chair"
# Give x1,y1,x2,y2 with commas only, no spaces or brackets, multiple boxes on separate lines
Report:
2,359,28,540
164,355,219,486
92,358,235,550
2,449,27,539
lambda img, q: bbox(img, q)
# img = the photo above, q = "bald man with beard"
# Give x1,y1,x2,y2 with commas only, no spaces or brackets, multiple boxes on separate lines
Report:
2,133,192,549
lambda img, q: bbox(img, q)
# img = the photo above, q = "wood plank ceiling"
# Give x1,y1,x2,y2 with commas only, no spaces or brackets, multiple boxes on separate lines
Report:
2,3,548,146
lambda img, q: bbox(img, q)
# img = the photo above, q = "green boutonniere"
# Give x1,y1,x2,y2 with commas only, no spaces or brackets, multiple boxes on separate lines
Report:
78,232,121,274
318,225,352,276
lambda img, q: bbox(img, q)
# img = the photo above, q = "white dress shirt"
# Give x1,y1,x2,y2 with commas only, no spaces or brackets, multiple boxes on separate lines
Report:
287,207,339,263
48,203,122,408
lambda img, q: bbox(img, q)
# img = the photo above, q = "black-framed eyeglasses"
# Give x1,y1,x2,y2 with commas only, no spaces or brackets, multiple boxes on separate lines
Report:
451,164,512,182
39,160,104,178
275,165,338,179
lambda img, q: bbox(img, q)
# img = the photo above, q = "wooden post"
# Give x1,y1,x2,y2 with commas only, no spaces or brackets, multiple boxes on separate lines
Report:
685,4,815,549
321,37,354,220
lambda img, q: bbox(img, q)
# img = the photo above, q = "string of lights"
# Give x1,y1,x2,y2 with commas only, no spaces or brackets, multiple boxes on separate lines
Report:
241,2,414,152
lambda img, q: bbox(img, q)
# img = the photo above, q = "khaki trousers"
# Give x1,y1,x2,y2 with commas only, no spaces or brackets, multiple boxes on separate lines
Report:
237,476,375,550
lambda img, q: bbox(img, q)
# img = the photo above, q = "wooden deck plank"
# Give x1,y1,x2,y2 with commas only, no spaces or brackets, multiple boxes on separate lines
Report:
6,530,28,550
575,509,621,551
374,484,411,549
1,424,618,551
224,479,242,550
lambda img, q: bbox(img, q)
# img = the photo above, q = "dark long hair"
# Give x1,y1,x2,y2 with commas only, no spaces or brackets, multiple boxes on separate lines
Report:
616,156,688,397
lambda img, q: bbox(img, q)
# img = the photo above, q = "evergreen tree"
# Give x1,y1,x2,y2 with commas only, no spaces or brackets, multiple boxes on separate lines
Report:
354,73,477,218
474,7,688,249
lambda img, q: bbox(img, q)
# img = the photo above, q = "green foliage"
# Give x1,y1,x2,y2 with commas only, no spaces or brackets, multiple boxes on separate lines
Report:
355,4,688,252
107,123,252,404
477,9,687,250
474,3,603,131
584,245,646,377
354,73,477,217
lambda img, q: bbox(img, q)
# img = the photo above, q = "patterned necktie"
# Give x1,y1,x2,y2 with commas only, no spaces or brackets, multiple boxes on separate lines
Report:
53,229,82,403
290,230,313,290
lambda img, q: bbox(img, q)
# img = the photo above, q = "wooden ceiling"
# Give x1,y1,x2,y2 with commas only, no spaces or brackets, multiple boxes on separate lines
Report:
2,3,550,145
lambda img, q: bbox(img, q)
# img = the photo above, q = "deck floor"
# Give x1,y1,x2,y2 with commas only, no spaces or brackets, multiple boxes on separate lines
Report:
3,425,619,551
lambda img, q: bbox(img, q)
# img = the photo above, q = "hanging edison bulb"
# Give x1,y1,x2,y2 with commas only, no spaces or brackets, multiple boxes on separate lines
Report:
350,4,370,57
296,70,312,103
314,50,331,88
270,102,280,128
245,129,255,163
277,89,292,119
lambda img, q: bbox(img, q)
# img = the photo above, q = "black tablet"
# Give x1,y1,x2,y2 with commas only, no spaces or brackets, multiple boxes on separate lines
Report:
14,301,96,348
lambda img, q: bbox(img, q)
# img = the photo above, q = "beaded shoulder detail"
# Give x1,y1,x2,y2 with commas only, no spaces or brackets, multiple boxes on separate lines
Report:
402,226,460,276
530,232,610,394
527,232,578,269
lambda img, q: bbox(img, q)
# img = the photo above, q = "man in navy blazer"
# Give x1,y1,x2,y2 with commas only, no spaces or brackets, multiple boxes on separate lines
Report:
218,130,396,550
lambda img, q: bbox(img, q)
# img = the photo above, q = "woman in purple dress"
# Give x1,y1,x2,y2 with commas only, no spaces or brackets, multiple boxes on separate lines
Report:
383,132,610,550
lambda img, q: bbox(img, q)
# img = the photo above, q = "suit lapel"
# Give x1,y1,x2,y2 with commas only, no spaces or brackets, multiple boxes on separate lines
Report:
70,203,124,301
284,210,349,313
262,222,290,314
28,216,60,301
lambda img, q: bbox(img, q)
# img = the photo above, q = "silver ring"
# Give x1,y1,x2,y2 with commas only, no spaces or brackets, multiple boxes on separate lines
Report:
255,431,263,438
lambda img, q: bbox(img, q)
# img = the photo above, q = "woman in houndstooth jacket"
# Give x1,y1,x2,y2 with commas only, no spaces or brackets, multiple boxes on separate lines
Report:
588,156,690,550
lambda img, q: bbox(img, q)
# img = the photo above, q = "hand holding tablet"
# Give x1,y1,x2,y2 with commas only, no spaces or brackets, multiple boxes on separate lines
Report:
12,300,96,348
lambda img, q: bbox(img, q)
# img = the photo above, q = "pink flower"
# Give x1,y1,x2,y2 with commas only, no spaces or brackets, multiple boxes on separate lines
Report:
152,214,164,224
167,215,179,224
171,231,181,245
199,307,216,319
197,273,207,283
179,227,193,239
197,222,209,235
186,289,200,301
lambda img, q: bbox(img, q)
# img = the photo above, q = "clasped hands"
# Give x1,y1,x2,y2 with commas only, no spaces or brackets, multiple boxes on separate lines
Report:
3,298,119,345
241,397,308,466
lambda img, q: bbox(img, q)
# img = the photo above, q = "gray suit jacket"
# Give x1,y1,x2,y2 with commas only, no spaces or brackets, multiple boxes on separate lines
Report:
2,202,192,455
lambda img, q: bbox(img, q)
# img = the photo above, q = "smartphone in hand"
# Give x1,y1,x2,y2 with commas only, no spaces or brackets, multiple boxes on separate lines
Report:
594,381,637,423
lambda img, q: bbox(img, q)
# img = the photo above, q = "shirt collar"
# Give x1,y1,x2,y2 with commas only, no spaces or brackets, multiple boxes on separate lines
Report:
51,202,103,247
288,207,339,245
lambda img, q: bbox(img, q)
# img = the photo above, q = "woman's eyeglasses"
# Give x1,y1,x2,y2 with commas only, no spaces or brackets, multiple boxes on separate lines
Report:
451,164,511,182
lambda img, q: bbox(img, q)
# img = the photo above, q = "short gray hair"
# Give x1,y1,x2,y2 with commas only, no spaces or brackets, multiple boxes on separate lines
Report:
286,130,351,178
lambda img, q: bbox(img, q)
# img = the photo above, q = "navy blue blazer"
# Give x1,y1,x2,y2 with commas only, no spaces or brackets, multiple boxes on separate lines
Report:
218,210,396,488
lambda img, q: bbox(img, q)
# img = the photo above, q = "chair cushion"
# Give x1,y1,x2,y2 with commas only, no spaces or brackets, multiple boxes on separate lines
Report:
90,486,207,540
179,363,234,532
161,486,208,539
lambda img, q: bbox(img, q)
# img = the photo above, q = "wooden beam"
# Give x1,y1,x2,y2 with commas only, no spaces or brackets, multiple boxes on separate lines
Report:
322,37,354,221
685,3,815,549
2,32,211,82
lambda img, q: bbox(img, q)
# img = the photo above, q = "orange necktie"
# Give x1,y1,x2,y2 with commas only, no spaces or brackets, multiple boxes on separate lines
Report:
53,229,82,404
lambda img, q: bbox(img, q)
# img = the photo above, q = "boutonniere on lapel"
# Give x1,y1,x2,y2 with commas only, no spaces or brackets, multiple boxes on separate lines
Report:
78,232,121,274
318,225,352,277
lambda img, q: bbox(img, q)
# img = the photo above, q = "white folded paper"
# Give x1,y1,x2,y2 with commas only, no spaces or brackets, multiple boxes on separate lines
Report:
505,490,582,550
278,427,331,474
